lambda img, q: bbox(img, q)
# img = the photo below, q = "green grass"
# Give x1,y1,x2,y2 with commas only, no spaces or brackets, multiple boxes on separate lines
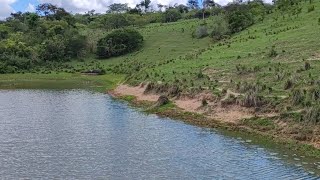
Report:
242,117,276,130
0,73,124,92
119,95,136,102
155,101,176,112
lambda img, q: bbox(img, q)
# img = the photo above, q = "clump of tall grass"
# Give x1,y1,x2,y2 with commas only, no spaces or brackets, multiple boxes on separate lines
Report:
304,61,311,70
290,89,305,105
304,106,320,124
284,78,294,90
268,46,278,58
237,90,263,108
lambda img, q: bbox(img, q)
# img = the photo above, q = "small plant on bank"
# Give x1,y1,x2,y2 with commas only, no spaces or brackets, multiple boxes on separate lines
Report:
237,90,263,108
268,46,278,58
304,106,320,124
291,89,305,105
202,99,208,106
284,79,294,90
308,5,315,13
305,61,311,70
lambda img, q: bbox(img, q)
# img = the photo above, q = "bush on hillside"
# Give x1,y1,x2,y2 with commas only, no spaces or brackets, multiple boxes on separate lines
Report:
307,5,315,13
193,25,208,39
210,16,230,41
164,9,182,22
96,29,143,58
225,3,254,33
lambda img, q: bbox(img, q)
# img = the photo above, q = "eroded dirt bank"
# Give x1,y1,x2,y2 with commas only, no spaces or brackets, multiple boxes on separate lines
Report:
109,84,320,156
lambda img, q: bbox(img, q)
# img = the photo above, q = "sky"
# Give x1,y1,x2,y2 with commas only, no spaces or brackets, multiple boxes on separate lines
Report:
0,0,273,19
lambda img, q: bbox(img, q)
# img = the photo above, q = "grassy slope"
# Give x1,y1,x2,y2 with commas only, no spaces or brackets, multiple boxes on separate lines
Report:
119,3,320,91
134,0,320,97
69,19,212,83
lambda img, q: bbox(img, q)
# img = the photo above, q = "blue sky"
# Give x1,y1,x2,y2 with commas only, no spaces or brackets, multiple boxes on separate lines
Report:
12,0,38,12
0,0,272,19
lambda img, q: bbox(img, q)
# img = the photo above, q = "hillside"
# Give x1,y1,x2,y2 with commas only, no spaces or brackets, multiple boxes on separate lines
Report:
108,0,320,152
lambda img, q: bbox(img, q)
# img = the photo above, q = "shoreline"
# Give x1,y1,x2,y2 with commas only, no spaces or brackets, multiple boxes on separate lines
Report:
109,84,320,158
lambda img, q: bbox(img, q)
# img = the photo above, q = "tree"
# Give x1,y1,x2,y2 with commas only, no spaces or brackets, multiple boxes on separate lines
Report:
187,0,199,9
176,4,189,13
248,0,267,22
25,13,39,28
36,3,70,21
101,14,129,29
108,3,129,13
36,3,58,17
165,9,182,22
225,3,254,33
140,0,152,13
210,16,230,40
40,36,66,61
157,4,165,12
201,0,215,20
97,29,143,58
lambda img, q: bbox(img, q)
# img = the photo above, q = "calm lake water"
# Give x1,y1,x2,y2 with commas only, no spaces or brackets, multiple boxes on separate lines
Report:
0,89,320,179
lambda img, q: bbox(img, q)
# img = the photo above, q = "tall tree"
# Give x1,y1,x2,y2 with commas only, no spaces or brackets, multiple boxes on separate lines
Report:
201,0,215,20
107,3,129,13
140,0,152,13
187,0,199,9
157,4,165,12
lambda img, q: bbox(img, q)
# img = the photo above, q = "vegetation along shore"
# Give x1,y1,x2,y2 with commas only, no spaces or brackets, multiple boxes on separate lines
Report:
1,0,320,156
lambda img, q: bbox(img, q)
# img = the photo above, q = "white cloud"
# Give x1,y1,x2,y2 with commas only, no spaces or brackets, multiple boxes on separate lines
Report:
37,0,189,13
0,0,16,19
37,0,274,13
0,0,274,19
26,3,36,12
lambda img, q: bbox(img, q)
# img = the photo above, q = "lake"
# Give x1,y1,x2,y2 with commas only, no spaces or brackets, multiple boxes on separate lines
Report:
0,89,319,179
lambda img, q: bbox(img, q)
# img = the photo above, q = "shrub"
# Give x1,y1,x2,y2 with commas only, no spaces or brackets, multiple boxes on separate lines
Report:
284,78,294,90
268,46,278,57
40,36,67,61
97,29,143,58
237,90,263,107
304,61,311,70
0,30,9,40
194,25,208,39
309,87,320,101
164,9,182,22
225,3,254,33
291,89,304,105
210,16,230,41
304,106,320,124
307,5,315,13
202,99,208,106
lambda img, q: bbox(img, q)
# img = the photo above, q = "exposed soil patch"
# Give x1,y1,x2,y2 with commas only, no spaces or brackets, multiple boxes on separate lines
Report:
112,84,159,102
111,84,272,124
